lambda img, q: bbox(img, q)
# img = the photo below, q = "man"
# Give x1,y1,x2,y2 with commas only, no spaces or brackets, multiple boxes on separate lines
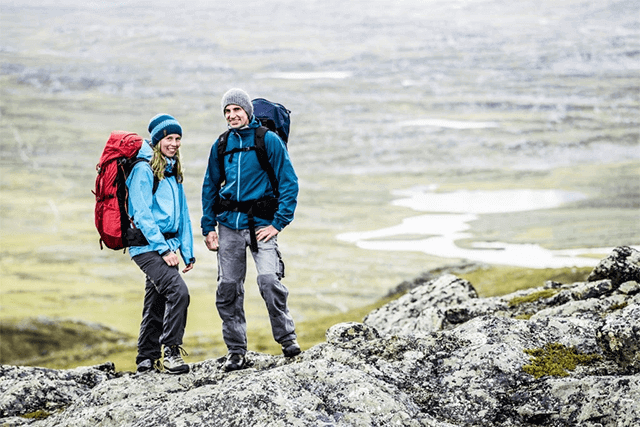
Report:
201,88,300,371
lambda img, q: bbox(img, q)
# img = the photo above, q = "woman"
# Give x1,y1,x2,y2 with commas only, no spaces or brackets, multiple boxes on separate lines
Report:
126,113,195,374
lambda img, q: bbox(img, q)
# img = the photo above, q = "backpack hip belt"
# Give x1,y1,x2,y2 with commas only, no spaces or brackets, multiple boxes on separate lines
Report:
215,196,278,252
126,229,179,247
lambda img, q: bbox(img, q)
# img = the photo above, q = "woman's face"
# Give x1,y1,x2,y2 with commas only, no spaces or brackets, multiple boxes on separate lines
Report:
158,134,181,158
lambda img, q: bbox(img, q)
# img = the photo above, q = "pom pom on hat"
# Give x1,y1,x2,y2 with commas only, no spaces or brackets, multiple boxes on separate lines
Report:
221,88,253,119
148,114,182,146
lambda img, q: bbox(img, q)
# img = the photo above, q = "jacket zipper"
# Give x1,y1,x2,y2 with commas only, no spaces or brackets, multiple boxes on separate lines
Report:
235,130,242,229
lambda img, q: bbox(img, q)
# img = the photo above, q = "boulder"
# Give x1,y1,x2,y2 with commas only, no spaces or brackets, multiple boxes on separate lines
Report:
587,245,640,286
363,274,480,336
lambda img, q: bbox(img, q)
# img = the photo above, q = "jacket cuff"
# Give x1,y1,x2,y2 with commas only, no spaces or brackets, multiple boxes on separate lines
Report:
202,227,216,236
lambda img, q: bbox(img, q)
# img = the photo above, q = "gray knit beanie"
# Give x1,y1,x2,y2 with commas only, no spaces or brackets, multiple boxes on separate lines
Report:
221,88,253,119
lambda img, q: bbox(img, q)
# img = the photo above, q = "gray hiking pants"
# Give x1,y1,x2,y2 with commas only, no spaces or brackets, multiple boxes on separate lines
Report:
216,224,297,355
133,251,190,364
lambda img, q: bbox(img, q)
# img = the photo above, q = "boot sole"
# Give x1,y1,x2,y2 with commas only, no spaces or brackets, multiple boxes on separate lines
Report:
283,347,301,357
164,365,190,374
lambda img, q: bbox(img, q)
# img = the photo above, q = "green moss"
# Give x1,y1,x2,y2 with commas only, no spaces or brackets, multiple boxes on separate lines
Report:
514,313,533,320
609,301,628,311
522,342,602,378
508,289,560,307
20,410,51,419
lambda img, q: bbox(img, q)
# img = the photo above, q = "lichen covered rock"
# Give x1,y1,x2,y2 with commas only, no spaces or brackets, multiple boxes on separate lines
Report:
1,247,638,427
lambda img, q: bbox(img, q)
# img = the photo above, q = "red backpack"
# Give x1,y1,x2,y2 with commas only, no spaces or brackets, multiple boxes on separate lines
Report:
93,131,145,250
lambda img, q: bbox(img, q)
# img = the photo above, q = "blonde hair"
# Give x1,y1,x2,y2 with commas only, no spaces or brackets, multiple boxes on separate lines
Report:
150,143,183,184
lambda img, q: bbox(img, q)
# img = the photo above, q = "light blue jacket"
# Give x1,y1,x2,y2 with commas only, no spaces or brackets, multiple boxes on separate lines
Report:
126,141,195,264
201,116,298,235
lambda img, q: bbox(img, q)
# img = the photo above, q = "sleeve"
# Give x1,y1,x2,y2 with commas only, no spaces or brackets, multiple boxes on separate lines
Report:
126,162,171,255
201,140,222,235
266,132,298,231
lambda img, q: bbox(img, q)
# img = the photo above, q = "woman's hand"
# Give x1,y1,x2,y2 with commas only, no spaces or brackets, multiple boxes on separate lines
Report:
163,251,180,267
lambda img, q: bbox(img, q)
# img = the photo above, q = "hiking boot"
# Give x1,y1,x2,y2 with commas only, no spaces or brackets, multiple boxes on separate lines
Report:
136,359,162,373
163,345,189,374
282,339,301,357
224,353,245,372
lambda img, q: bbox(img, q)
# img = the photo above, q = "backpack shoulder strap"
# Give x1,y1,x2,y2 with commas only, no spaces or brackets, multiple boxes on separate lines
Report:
216,130,231,186
254,126,279,198
128,158,160,194
215,127,279,197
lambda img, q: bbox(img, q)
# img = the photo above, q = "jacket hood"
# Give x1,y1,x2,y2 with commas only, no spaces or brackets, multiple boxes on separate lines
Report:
138,139,154,161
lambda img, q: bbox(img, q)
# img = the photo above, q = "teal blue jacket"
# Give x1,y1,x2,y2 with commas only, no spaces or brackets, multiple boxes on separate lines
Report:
201,116,298,235
126,141,195,264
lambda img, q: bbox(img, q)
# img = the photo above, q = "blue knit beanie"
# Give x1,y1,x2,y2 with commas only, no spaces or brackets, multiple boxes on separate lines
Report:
221,88,253,119
148,114,182,147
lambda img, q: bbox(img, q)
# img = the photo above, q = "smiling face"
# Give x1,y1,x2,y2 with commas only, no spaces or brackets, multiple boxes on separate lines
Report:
224,104,250,129
158,133,181,158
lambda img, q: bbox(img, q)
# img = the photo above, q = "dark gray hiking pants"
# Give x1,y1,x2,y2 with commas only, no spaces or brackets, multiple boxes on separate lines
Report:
216,224,297,355
133,251,190,364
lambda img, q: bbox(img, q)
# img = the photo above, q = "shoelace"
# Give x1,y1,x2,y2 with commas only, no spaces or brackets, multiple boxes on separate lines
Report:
168,345,189,363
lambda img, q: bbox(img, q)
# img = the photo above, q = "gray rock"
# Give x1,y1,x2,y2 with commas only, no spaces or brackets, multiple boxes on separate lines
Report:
363,274,478,336
1,247,638,427
597,298,640,371
588,245,640,287
0,362,116,419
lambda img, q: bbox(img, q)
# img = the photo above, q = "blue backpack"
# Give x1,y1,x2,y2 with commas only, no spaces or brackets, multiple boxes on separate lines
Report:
252,98,291,144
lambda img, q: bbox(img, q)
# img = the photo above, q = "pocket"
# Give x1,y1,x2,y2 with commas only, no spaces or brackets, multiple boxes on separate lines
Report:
216,280,242,306
216,251,222,283
276,246,285,279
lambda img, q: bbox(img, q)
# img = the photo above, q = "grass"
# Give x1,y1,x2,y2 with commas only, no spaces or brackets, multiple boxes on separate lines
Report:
457,266,592,298
1,0,638,373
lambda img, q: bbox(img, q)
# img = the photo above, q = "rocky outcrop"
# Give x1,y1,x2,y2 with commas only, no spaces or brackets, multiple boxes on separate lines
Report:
1,246,638,427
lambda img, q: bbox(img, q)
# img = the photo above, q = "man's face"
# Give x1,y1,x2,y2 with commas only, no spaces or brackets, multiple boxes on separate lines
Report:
224,104,249,128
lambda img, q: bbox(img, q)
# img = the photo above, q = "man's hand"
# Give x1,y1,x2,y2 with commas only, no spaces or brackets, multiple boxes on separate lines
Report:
182,263,194,273
256,225,279,242
205,231,219,251
163,251,180,267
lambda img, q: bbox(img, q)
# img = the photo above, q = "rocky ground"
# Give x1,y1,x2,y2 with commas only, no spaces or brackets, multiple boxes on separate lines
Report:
1,246,638,427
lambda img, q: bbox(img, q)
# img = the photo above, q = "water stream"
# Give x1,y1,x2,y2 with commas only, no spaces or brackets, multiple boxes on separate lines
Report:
337,187,619,268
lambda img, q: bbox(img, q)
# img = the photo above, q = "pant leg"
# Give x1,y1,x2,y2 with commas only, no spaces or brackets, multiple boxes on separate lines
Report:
136,275,165,364
133,251,190,349
216,225,249,354
251,230,297,344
